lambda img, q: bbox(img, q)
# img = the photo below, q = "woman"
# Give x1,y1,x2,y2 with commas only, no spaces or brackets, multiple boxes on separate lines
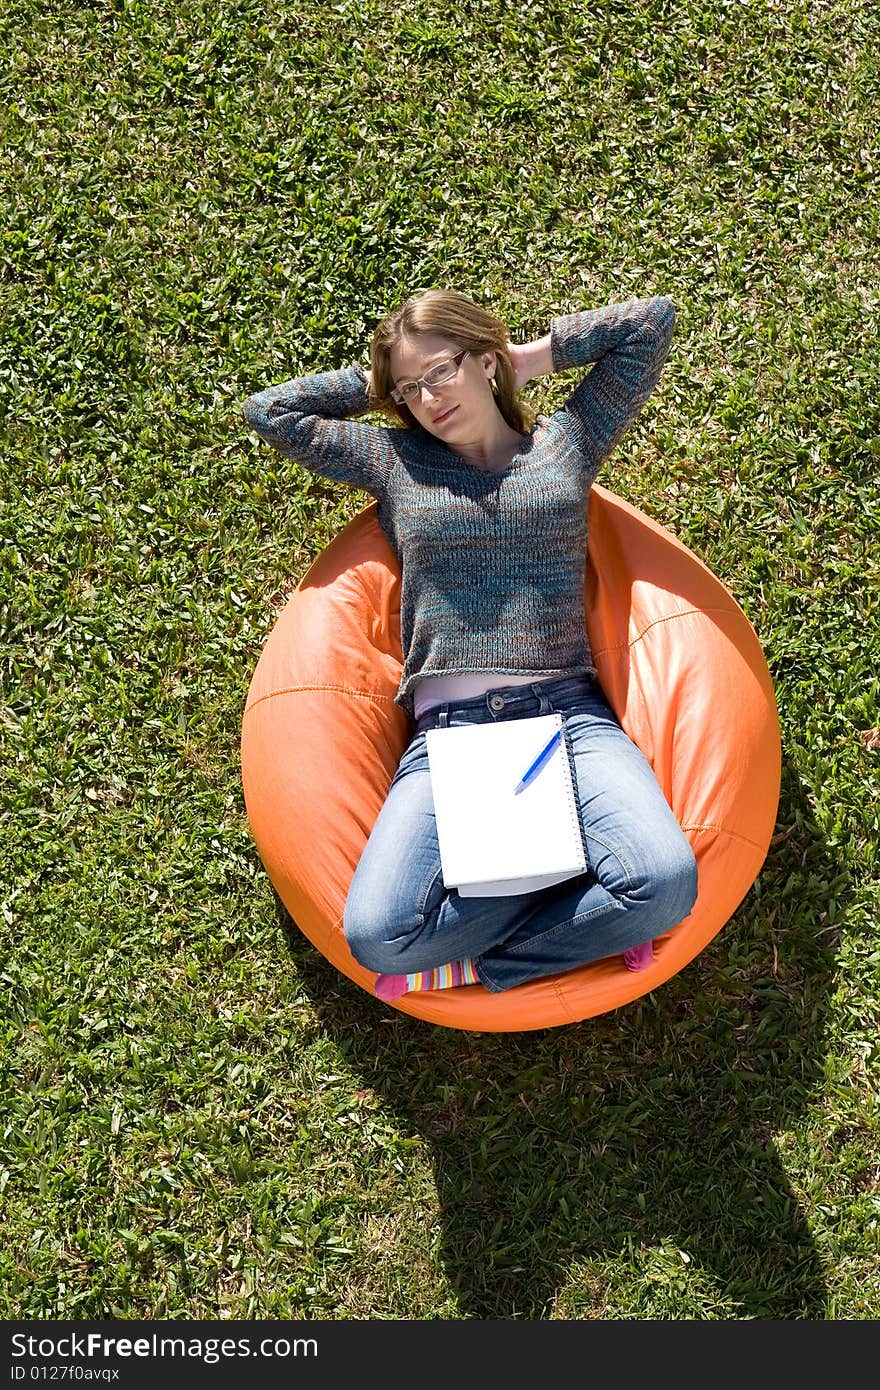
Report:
243,290,698,1002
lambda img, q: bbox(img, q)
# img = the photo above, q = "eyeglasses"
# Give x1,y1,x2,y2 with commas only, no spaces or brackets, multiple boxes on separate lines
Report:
390,350,470,406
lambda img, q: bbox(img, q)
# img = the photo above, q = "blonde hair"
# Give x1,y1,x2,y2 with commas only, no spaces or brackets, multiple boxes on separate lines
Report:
368,289,535,433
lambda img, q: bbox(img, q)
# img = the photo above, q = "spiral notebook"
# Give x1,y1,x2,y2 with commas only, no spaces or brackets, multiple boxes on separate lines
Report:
425,713,588,897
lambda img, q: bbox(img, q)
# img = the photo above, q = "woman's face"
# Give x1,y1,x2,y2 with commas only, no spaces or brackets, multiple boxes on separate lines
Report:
388,332,497,442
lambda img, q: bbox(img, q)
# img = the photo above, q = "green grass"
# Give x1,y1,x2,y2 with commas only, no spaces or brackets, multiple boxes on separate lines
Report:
2,0,879,1320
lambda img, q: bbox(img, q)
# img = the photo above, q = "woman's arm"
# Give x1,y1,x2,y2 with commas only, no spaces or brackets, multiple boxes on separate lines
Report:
511,296,675,475
242,363,393,497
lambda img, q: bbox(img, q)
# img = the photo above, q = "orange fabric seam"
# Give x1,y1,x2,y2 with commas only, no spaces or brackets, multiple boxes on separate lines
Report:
244,683,399,715
592,605,740,659
681,822,769,854
549,973,578,1023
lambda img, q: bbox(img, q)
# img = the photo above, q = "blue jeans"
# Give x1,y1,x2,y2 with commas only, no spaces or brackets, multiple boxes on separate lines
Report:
343,676,698,993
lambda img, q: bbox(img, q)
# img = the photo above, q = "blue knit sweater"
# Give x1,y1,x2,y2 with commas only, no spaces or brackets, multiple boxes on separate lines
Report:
243,296,675,717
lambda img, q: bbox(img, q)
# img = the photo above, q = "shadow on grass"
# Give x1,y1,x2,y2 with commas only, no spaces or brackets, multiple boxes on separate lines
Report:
278,751,837,1318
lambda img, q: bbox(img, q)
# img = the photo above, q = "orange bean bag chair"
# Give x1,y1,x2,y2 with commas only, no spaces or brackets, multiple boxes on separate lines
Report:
241,484,781,1032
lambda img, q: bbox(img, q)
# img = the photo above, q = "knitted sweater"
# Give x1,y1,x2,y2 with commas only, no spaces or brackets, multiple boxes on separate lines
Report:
243,295,675,718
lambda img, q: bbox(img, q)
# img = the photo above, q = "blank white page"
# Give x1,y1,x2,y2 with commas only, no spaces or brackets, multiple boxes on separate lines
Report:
425,714,587,897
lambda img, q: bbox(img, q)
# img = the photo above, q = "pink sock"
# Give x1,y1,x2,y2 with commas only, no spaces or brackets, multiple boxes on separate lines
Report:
624,941,654,971
374,974,410,1002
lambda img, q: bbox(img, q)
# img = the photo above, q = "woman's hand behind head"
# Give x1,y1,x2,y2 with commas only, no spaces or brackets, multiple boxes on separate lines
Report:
506,335,554,392
506,342,532,392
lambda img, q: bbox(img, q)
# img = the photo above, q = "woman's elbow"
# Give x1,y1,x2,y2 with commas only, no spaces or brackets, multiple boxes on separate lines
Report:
242,393,267,430
655,296,676,336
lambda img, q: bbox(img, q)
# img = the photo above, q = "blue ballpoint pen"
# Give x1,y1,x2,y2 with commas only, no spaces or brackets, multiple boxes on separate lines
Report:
513,728,563,795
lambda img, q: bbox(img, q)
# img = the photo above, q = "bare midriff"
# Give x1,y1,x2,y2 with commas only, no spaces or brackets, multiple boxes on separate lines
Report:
412,671,542,720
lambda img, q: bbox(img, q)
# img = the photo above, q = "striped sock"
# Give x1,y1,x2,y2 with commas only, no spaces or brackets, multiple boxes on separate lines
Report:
375,958,479,1002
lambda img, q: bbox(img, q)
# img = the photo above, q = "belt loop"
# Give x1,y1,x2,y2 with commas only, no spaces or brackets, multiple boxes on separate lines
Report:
531,681,551,715
437,703,449,729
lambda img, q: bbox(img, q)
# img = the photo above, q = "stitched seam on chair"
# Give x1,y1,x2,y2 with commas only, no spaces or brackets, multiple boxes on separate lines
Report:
244,683,399,714
476,965,577,1018
681,822,770,854
591,606,738,660
550,974,578,1023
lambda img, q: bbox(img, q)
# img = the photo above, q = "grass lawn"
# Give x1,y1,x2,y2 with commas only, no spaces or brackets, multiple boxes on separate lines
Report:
2,0,879,1320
